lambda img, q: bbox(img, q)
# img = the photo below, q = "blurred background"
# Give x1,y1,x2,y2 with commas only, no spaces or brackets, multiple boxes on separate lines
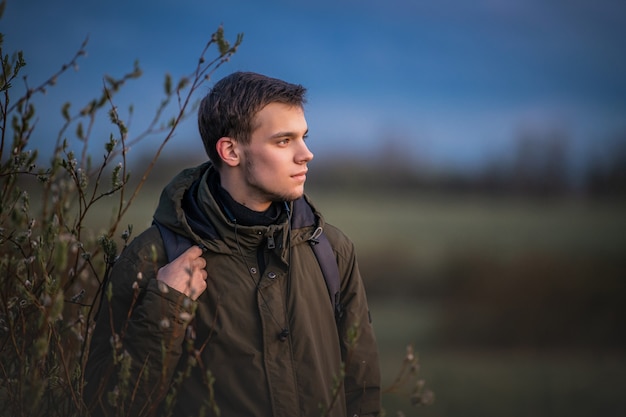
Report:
5,0,626,415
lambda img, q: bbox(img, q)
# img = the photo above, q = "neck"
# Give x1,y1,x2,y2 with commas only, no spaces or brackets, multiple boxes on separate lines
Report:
219,170,271,212
209,171,281,227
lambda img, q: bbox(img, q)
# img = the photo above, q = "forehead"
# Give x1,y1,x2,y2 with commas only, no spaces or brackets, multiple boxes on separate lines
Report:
251,102,307,133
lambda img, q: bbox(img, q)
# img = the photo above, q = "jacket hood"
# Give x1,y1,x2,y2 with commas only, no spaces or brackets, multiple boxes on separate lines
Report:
152,161,325,256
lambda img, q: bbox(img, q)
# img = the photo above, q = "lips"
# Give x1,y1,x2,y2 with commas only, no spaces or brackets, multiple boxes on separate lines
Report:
292,170,308,181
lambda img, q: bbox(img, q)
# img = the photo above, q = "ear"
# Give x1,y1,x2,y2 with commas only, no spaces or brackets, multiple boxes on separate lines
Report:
216,137,240,167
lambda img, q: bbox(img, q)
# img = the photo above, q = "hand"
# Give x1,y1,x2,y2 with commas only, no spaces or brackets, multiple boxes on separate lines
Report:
157,246,208,300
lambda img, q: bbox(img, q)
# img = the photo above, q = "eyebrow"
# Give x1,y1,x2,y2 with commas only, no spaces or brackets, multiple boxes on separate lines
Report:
269,129,309,139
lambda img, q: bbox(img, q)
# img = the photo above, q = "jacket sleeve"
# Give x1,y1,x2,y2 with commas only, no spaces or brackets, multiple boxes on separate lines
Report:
84,228,194,416
331,228,382,417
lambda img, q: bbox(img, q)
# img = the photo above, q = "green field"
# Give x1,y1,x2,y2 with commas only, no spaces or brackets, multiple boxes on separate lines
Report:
308,190,626,417
88,182,626,417
307,189,626,259
372,299,626,417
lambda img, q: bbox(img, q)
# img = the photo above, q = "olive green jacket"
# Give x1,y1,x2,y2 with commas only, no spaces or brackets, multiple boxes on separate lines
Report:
85,163,381,417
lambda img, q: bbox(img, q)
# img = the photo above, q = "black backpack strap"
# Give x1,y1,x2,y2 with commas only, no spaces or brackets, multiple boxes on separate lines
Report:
153,221,195,262
309,228,343,323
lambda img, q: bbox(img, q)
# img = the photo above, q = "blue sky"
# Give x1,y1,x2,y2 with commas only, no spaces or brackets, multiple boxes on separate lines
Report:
4,0,626,170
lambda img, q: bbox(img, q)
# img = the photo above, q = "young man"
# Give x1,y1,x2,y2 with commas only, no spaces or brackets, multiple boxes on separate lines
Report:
85,72,381,417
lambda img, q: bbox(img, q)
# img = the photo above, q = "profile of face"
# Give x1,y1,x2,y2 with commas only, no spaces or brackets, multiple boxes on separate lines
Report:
218,102,314,211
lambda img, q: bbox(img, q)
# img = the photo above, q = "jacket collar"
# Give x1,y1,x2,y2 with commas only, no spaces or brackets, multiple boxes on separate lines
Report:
153,162,324,252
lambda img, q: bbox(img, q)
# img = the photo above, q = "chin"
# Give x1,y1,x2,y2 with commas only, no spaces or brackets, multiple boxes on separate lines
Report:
282,189,305,202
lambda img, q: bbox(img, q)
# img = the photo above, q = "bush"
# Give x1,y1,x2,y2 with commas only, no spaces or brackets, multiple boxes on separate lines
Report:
0,3,242,413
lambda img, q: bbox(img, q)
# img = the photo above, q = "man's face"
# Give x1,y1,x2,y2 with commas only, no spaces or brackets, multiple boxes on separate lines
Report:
238,102,313,211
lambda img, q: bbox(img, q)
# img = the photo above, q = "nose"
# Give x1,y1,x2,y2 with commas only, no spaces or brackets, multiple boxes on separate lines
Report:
297,140,314,164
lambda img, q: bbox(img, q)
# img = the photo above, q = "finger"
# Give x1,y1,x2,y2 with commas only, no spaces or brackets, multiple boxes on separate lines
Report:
180,245,203,259
198,280,207,294
174,246,203,264
189,256,205,271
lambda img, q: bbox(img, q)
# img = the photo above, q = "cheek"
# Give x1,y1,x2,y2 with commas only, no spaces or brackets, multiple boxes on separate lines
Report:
246,155,279,182
245,148,291,180
256,152,287,173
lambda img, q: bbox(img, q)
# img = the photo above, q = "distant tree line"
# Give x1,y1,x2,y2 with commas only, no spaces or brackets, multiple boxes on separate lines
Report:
305,130,626,198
